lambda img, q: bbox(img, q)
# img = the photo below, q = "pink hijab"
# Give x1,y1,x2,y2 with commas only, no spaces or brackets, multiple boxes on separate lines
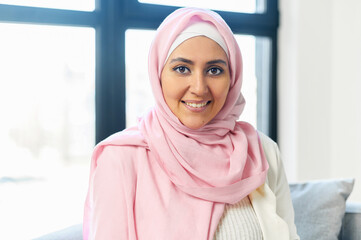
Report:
84,7,268,239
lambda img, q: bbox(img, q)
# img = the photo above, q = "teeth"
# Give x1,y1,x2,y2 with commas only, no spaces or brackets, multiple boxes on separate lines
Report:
185,102,208,108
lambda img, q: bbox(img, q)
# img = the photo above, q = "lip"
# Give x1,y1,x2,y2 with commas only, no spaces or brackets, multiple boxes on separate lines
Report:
182,100,209,104
182,100,210,113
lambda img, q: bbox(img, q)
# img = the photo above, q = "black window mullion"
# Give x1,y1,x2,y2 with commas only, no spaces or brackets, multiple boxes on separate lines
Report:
269,32,278,142
123,0,278,32
95,0,126,143
123,0,177,23
0,4,97,27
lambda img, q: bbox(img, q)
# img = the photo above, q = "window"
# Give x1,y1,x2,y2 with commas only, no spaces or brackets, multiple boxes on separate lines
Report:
122,1,278,137
0,4,95,240
138,0,265,13
0,0,94,11
0,0,278,238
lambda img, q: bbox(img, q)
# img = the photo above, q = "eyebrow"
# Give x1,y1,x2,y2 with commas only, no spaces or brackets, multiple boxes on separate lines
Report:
170,57,194,64
207,59,228,66
169,57,228,66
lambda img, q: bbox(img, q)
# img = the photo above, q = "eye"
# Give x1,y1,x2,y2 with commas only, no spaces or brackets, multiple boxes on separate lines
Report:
207,67,223,75
173,66,190,74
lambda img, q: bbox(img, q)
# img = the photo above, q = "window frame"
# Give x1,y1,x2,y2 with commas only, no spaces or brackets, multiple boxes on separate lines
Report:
0,0,279,143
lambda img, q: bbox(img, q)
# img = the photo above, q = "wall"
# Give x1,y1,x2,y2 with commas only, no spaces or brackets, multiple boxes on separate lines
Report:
278,0,361,201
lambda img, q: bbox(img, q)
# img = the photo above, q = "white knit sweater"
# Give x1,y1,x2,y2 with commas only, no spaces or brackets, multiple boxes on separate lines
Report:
214,196,263,240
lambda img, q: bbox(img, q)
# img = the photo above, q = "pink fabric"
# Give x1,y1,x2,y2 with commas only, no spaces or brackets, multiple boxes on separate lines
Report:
83,7,269,240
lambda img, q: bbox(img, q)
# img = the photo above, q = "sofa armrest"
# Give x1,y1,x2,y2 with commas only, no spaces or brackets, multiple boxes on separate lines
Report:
339,202,361,240
34,224,82,240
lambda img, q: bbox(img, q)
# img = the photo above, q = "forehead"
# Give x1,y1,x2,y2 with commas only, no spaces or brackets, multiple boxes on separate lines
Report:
168,36,228,62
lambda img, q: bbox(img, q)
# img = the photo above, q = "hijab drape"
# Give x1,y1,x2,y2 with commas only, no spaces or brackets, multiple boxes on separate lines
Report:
84,7,269,240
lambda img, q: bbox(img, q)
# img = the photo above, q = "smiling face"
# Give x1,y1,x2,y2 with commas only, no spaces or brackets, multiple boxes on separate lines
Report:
161,36,230,129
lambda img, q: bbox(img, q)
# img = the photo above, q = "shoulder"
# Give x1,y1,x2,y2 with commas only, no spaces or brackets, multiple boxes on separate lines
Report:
257,131,282,189
258,132,279,167
92,127,148,170
96,145,146,170
256,132,300,240
98,144,145,158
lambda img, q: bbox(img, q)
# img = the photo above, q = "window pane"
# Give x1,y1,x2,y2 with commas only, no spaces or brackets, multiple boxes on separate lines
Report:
234,34,258,127
125,29,267,129
125,30,156,128
0,0,94,11
138,0,265,14
0,23,95,239
254,36,272,134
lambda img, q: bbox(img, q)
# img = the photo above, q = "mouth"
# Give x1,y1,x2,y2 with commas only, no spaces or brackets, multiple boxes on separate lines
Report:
181,100,211,112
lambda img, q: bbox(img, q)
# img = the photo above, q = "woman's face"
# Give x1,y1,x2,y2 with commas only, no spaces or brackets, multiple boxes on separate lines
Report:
161,36,230,129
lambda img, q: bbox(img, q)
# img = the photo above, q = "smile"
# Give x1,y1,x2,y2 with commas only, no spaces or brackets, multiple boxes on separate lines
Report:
185,102,208,108
182,100,211,112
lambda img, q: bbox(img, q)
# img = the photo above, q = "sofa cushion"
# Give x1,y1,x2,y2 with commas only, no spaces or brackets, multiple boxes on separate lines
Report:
289,178,354,240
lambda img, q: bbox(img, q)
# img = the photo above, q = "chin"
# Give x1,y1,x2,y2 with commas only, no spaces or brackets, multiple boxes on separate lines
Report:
182,120,208,130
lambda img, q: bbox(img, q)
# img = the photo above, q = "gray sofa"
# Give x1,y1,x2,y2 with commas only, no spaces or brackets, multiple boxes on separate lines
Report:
340,202,361,240
35,179,361,240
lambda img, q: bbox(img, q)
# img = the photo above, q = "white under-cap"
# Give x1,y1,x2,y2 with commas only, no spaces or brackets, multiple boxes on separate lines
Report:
165,22,228,64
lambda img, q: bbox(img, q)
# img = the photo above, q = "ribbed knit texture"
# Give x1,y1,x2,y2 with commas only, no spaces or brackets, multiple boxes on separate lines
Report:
214,196,263,240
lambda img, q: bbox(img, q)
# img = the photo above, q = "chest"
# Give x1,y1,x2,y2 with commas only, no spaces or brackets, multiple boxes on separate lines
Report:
214,196,263,240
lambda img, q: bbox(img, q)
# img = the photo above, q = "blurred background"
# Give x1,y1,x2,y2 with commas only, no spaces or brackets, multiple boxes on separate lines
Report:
278,0,361,202
0,0,360,239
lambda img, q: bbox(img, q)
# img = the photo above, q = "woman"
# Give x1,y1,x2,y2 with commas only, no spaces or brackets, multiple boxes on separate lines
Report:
83,7,299,240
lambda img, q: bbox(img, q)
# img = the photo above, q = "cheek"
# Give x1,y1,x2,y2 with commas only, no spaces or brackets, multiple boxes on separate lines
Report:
212,79,230,104
161,76,187,101
162,82,180,99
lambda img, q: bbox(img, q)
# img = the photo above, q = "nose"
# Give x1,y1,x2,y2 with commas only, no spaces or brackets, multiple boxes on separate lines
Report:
190,71,208,96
